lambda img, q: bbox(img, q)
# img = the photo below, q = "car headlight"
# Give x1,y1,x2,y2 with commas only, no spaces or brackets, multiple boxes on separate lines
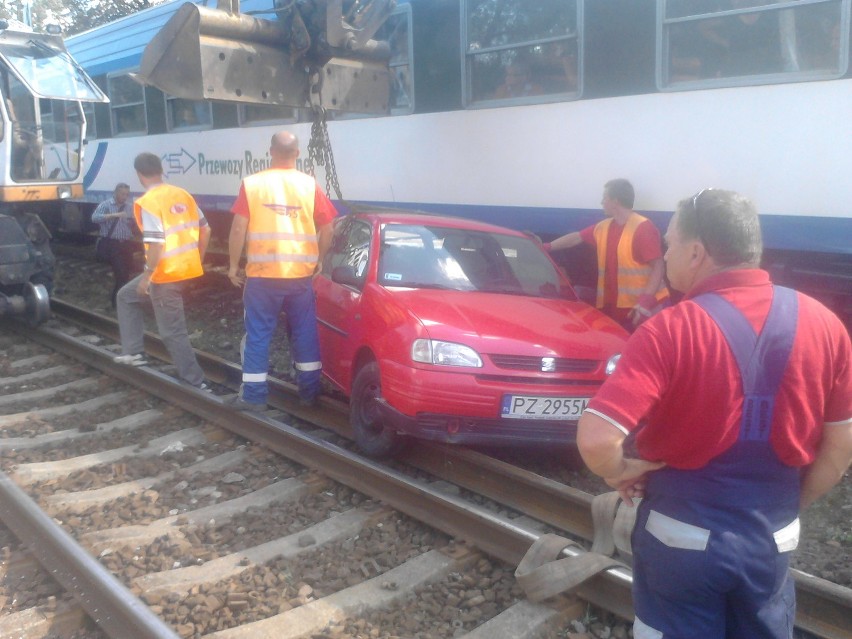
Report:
605,353,621,376
412,339,483,367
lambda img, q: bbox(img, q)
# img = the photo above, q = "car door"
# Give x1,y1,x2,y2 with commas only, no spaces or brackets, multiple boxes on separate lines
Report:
313,217,373,392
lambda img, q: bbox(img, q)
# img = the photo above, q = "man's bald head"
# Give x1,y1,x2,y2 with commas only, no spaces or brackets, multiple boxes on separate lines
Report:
270,131,299,167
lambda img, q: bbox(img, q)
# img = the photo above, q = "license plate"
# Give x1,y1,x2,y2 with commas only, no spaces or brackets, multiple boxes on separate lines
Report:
501,395,589,420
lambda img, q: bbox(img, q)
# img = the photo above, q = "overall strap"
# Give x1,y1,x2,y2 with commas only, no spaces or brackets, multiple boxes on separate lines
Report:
693,286,798,441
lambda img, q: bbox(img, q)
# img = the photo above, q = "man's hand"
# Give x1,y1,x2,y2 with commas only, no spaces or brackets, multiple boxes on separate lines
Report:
137,271,152,296
629,293,657,327
228,269,245,288
604,458,666,506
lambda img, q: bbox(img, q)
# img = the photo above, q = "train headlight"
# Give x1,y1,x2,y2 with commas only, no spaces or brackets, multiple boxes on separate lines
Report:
57,186,72,199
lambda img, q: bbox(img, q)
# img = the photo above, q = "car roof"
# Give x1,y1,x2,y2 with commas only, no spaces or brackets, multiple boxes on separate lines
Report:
347,207,527,238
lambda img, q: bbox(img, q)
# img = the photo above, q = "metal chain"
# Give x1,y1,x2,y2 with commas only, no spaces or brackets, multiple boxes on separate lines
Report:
304,68,344,202
309,109,343,201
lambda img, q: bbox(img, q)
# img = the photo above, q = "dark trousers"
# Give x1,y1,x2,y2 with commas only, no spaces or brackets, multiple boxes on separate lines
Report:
103,239,139,307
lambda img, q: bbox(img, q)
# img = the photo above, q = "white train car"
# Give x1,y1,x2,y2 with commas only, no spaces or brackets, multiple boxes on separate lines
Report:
66,0,852,322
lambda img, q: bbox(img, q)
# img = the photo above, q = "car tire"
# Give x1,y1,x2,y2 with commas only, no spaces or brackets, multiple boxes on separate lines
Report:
350,361,407,459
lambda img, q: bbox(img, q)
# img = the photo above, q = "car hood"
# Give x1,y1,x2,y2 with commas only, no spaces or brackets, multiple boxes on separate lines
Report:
391,289,628,358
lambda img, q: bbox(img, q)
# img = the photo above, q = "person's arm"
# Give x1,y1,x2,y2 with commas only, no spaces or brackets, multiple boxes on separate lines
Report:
138,243,163,295
197,223,211,265
228,214,249,288
91,200,110,224
545,231,583,252
577,411,665,505
642,257,665,297
629,257,667,326
314,221,333,276
800,421,852,509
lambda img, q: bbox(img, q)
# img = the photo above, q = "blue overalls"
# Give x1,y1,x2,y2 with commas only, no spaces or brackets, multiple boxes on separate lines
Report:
631,286,800,639
241,276,323,405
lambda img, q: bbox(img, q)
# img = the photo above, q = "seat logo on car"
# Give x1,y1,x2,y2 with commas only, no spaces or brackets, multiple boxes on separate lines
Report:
541,357,556,372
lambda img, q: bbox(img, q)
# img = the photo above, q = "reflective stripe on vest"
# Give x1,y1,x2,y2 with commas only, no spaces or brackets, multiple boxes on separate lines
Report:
134,184,203,284
244,169,318,279
592,213,668,309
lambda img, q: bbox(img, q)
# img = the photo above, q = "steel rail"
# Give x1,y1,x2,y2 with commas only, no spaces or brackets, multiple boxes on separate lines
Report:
13,321,635,622
44,301,852,639
51,298,597,537
0,472,181,639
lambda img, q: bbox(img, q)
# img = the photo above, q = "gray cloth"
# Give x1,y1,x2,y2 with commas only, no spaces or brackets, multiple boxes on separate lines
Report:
116,274,204,387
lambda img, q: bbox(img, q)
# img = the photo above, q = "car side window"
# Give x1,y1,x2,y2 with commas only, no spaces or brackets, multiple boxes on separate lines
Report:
324,218,372,289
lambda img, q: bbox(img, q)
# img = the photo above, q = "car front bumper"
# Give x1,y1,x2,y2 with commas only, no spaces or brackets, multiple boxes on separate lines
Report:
376,398,579,446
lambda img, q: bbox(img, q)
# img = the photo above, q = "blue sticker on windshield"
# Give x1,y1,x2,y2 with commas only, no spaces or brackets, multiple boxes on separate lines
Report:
384,273,402,281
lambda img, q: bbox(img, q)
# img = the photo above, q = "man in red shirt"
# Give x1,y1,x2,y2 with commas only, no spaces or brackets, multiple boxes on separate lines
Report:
544,179,669,330
577,189,852,638
226,131,337,410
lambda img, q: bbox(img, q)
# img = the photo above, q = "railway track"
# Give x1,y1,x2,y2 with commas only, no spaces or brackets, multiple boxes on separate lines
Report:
0,295,849,638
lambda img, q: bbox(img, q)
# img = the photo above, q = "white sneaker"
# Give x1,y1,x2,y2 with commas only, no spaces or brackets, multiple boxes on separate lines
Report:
113,353,148,367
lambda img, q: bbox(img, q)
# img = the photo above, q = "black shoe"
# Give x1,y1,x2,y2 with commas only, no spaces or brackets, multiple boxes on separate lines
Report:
225,395,267,412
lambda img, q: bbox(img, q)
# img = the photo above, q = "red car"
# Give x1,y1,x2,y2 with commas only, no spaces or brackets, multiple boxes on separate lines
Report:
313,210,628,457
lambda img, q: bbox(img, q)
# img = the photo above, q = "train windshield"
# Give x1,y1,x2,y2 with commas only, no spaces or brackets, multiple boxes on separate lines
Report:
0,40,107,102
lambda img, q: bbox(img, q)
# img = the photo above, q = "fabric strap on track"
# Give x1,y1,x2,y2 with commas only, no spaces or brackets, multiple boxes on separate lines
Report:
516,492,636,601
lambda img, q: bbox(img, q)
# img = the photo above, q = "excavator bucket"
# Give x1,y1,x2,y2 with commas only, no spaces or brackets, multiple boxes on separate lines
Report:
138,1,393,113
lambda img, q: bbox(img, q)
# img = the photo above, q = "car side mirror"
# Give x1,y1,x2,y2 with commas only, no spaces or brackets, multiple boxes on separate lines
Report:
331,265,361,287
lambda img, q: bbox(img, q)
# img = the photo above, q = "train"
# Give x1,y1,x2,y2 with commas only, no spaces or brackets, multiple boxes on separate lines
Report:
0,18,107,324
62,0,851,324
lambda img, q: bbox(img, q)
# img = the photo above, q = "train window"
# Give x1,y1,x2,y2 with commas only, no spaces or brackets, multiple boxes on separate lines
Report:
238,104,300,126
108,73,146,136
374,5,414,114
38,99,82,180
81,101,96,141
659,0,850,90
165,96,212,131
463,0,582,107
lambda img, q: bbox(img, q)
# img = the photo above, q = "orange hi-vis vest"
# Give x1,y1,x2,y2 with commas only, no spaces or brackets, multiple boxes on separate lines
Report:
592,213,669,309
134,184,203,284
243,168,318,279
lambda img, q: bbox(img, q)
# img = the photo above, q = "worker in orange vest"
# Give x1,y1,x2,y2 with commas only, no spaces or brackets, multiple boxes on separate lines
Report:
113,152,211,392
226,131,337,411
543,178,669,330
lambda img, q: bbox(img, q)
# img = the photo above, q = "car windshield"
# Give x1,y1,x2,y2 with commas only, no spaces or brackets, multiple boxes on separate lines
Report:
378,223,575,300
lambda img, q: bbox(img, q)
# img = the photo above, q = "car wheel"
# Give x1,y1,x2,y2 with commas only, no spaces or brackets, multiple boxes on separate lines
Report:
350,362,407,459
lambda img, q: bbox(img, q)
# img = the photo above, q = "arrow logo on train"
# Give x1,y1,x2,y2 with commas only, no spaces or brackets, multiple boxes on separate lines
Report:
161,148,197,175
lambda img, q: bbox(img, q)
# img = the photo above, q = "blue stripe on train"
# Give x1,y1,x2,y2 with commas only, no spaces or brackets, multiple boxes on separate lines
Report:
84,192,847,257
83,142,109,190
346,200,851,256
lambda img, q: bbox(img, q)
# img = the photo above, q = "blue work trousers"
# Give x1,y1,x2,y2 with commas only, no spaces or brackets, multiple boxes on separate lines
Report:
631,472,798,639
240,276,322,404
